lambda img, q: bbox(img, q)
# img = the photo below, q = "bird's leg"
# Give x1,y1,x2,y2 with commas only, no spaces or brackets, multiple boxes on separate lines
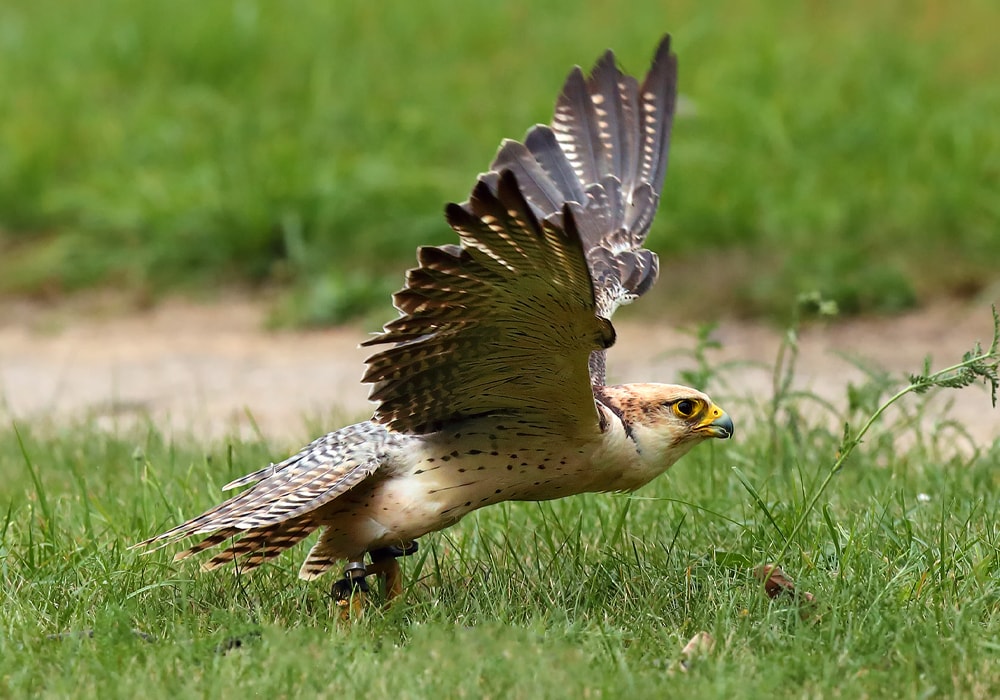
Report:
367,557,402,600
367,541,419,602
331,560,369,621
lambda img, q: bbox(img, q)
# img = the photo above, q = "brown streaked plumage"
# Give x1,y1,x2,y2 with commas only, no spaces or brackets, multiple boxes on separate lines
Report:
133,35,734,593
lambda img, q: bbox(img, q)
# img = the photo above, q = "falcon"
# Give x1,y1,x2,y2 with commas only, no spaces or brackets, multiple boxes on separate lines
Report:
134,35,734,612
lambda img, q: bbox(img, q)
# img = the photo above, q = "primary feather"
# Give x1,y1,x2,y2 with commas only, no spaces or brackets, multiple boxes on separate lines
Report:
482,35,677,383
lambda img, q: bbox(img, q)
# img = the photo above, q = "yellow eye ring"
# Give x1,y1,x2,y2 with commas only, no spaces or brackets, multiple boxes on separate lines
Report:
674,399,697,418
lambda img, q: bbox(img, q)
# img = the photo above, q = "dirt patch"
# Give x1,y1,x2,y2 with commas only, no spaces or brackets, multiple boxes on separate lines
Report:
0,298,996,447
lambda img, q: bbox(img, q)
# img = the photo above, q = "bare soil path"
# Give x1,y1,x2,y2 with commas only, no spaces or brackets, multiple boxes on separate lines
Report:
0,298,996,447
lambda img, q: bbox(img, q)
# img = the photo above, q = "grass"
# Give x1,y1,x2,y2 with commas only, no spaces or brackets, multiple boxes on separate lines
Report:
1,0,998,322
2,311,998,698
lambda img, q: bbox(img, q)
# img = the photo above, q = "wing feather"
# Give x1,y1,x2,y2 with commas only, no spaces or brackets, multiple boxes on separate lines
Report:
637,35,677,201
363,170,614,435
474,35,678,384
554,66,607,187
523,127,587,205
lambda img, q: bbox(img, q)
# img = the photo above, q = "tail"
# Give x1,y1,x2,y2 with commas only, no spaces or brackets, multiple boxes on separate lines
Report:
132,422,388,574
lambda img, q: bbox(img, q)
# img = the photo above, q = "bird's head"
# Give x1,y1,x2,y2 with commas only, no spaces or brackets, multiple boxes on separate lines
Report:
599,383,733,479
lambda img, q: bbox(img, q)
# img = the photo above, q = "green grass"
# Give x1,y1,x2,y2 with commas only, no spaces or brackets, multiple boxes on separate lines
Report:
2,326,998,698
1,0,998,322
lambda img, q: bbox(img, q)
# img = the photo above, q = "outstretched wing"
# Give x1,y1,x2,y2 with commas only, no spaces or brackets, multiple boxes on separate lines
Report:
363,170,615,436
478,35,678,383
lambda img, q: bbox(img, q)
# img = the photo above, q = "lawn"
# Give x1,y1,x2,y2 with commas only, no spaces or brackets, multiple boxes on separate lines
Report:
2,319,998,698
1,0,998,322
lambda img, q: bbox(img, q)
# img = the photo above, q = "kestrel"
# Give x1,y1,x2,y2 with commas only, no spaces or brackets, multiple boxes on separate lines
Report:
134,35,734,610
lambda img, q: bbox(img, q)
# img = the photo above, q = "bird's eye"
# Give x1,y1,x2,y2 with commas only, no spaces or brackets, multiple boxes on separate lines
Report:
673,399,697,418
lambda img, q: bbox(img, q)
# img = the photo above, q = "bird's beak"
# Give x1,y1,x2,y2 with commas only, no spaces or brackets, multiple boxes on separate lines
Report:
697,404,734,439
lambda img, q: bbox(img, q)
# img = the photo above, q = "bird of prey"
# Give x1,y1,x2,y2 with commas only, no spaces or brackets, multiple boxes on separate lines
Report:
134,34,733,612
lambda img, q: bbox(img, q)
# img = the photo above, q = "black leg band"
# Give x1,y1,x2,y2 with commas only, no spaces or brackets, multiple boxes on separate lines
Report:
369,540,419,563
332,575,370,599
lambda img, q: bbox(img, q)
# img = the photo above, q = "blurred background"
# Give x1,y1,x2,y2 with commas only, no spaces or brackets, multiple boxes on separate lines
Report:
0,0,997,326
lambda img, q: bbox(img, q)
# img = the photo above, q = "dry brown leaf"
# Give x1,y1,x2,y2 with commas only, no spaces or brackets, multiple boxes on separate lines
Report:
753,564,818,618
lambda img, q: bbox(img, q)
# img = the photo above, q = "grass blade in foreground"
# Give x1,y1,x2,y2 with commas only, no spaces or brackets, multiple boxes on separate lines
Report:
761,306,1000,567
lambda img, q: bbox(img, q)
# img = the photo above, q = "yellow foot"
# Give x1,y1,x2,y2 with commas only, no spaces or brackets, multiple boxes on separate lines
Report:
335,589,366,622
332,576,369,623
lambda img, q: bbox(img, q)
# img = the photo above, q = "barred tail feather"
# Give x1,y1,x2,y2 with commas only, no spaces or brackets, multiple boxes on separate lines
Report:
132,421,395,576
298,532,343,581
201,518,316,572
172,528,242,562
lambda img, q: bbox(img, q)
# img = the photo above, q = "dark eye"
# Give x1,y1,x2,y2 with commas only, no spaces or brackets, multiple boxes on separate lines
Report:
674,399,696,418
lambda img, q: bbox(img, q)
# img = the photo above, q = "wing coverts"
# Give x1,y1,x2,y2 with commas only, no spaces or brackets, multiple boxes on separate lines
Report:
364,171,614,435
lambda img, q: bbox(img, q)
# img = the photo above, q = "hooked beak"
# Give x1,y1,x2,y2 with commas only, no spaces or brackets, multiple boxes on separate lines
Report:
697,404,734,440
